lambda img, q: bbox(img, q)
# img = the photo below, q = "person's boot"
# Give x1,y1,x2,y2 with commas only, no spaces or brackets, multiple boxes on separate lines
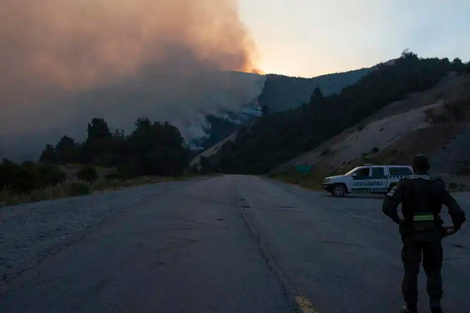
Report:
430,300,443,313
401,304,417,313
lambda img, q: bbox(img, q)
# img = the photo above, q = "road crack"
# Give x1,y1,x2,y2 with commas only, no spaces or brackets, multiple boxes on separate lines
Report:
238,198,319,313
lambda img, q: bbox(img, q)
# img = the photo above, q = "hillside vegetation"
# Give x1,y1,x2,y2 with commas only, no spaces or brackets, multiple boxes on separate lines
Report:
208,51,470,174
195,67,372,152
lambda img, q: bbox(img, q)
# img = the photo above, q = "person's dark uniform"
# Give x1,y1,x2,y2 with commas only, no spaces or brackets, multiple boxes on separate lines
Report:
382,155,466,313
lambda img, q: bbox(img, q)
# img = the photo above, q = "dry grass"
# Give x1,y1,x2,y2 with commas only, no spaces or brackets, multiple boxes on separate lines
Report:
433,174,470,192
269,165,340,191
363,123,464,165
0,175,193,208
448,182,470,192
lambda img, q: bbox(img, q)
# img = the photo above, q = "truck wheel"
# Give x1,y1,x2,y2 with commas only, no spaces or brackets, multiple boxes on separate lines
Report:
332,184,347,197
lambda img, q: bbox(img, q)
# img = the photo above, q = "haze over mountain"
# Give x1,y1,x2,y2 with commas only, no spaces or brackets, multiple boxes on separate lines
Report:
0,0,263,160
0,71,265,160
0,65,372,161
196,67,373,151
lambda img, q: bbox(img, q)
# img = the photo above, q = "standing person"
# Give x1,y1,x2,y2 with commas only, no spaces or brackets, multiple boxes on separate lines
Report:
382,154,466,313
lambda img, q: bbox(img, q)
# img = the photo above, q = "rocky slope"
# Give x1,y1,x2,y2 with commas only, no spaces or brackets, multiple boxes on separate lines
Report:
273,72,470,183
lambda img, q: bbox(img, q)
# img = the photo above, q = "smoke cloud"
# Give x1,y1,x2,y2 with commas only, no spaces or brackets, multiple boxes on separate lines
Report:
0,0,265,159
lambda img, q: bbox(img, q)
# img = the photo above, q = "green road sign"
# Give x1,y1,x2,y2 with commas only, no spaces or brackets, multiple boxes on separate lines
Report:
296,165,311,173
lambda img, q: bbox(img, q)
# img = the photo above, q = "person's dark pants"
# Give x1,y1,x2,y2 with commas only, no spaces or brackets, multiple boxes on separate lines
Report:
401,239,443,306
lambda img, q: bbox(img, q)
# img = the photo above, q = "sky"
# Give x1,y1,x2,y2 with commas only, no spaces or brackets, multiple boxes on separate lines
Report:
0,0,262,137
239,0,470,77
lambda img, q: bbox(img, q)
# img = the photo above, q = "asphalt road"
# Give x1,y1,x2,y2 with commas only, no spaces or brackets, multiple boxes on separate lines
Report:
1,175,469,313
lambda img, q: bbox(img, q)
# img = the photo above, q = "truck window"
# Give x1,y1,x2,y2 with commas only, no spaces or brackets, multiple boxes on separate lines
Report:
352,168,370,177
372,167,385,177
389,167,413,176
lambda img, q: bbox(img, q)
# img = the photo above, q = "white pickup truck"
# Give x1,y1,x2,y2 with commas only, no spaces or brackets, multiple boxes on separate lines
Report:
322,164,414,197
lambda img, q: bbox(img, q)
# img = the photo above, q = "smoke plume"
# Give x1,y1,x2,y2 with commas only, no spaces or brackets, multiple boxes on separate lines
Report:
0,0,265,159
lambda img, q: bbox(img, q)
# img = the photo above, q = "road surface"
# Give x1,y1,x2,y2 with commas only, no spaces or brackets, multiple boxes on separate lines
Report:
1,175,469,313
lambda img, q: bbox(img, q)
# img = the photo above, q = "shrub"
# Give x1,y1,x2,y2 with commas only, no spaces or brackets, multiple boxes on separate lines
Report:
424,108,449,125
0,192,28,207
92,177,109,192
69,181,91,196
117,164,137,179
106,172,125,182
444,101,465,121
76,166,99,183
10,162,38,194
321,148,331,155
36,163,66,187
424,108,436,124
0,160,21,189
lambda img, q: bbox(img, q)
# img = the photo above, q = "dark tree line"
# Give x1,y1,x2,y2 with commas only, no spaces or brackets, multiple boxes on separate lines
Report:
39,117,188,177
1,118,188,195
211,51,470,174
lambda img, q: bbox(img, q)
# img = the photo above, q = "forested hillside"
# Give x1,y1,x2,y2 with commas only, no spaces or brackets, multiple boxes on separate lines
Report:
210,51,470,174
195,67,372,151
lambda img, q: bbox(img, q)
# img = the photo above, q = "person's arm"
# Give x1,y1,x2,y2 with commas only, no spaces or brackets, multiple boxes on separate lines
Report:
439,182,466,231
382,181,404,224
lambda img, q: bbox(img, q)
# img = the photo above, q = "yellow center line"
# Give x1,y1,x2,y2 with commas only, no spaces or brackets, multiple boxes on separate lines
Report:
295,295,319,313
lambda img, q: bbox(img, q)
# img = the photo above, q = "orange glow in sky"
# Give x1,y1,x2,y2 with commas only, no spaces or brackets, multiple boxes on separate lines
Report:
239,0,470,77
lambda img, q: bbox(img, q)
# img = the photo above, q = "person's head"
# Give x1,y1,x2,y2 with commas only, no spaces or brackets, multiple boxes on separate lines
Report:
412,154,431,174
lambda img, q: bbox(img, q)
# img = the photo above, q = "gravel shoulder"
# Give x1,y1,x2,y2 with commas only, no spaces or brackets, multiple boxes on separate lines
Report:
0,180,196,290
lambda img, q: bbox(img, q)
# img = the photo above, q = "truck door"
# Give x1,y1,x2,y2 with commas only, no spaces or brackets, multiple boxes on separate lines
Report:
351,167,372,192
370,167,387,192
